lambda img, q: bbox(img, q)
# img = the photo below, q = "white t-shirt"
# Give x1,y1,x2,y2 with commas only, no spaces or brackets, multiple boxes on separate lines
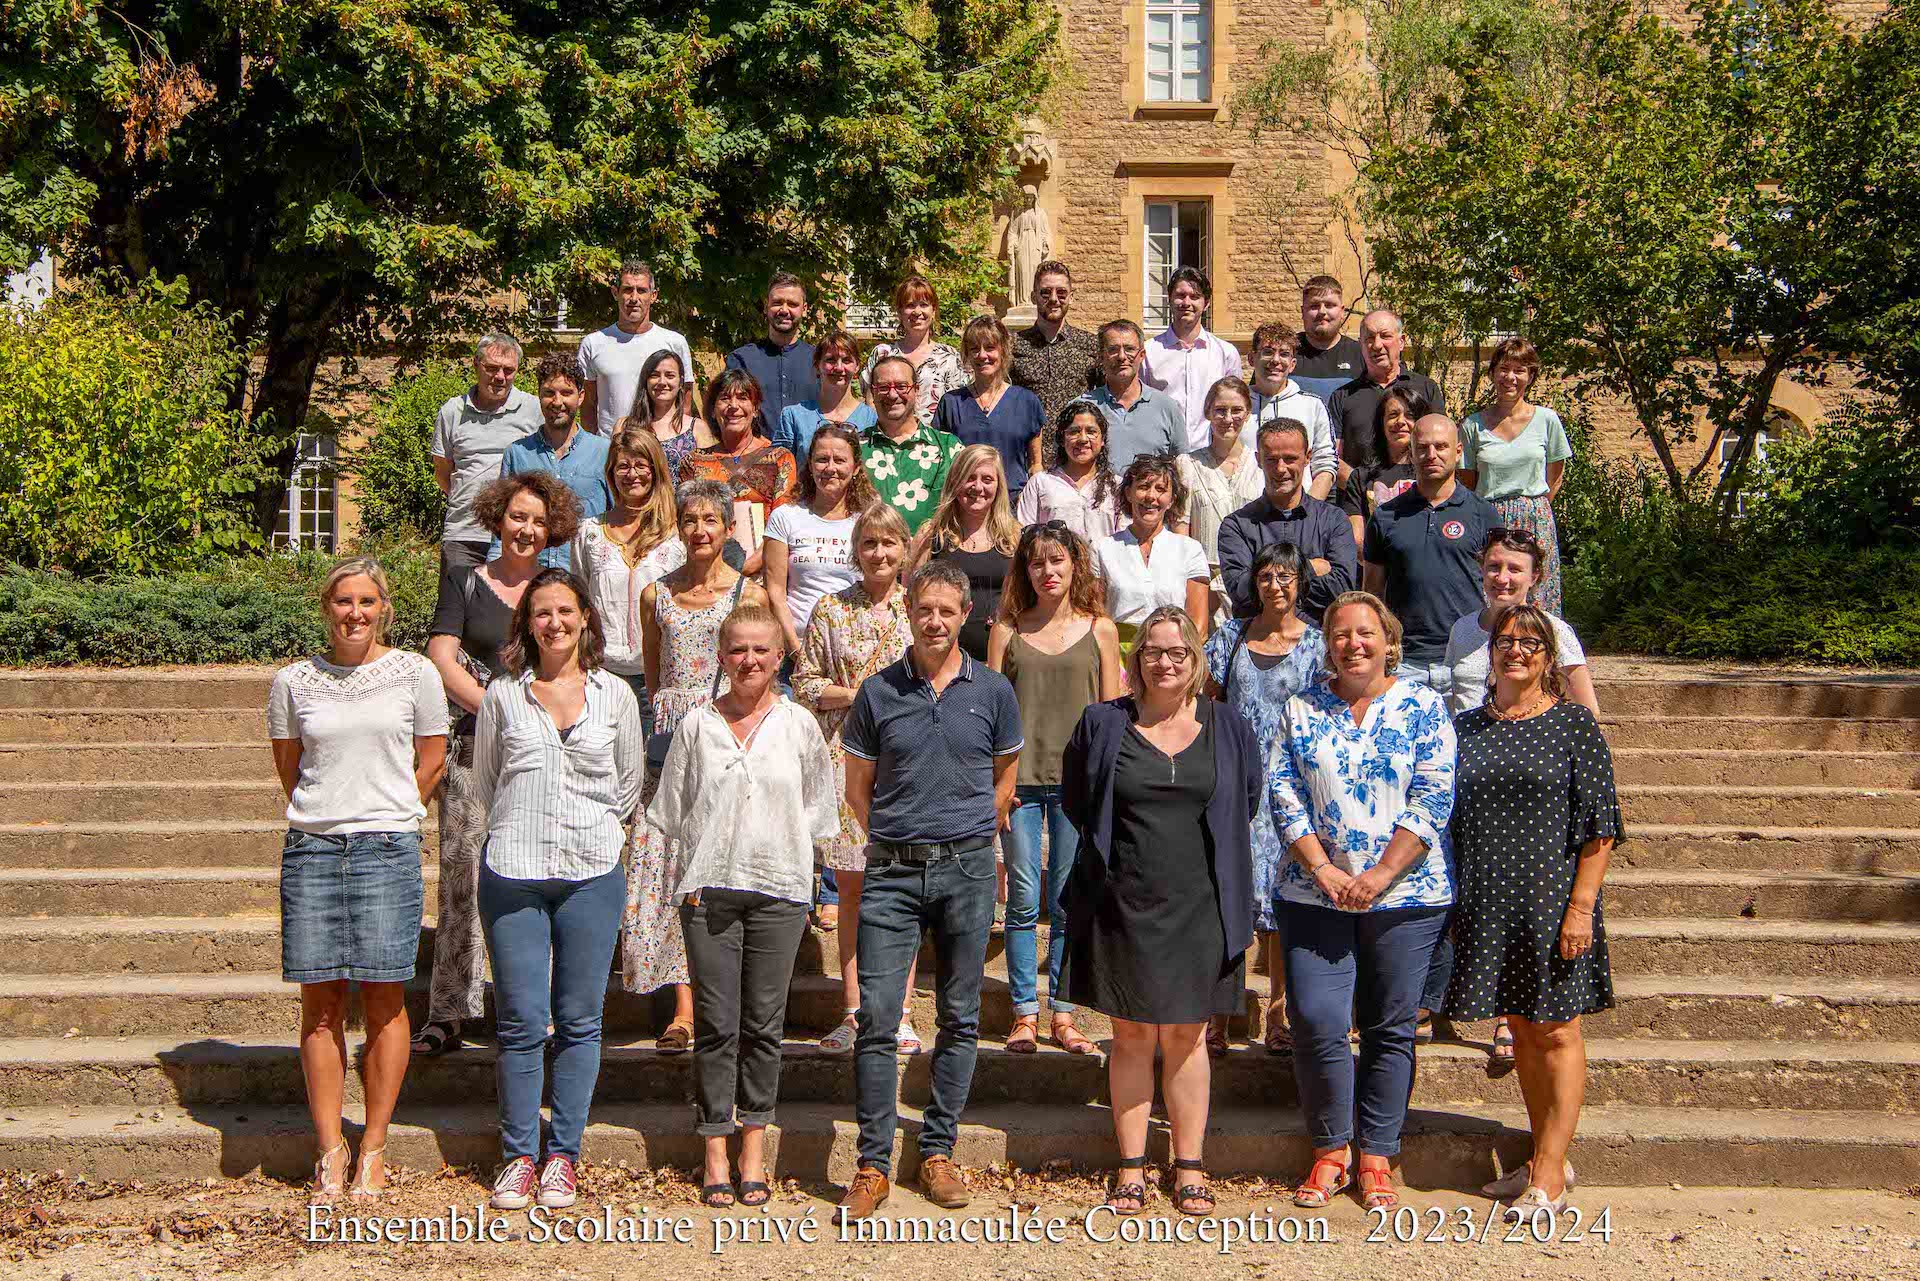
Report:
1444,610,1588,715
430,387,545,544
764,505,858,633
1094,528,1211,626
266,651,450,834
575,322,695,435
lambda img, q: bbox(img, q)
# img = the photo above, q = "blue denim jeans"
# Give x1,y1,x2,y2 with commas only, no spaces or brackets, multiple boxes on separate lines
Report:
478,862,625,1162
1002,786,1078,1016
1279,899,1449,1157
853,843,997,1174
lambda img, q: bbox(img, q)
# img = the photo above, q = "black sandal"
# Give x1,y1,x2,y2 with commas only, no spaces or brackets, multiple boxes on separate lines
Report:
1171,1158,1215,1217
1105,1155,1148,1216
701,1182,736,1209
737,1180,771,1207
409,1021,462,1057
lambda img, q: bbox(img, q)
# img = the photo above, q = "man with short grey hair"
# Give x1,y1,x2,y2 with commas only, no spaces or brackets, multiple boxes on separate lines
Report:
1325,308,1445,479
431,333,544,570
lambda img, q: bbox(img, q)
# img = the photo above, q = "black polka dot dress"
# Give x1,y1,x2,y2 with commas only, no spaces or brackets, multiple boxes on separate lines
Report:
1444,701,1625,1022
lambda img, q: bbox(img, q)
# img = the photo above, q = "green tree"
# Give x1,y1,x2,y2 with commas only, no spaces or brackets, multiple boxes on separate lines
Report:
2,1,1058,533
1237,0,1920,508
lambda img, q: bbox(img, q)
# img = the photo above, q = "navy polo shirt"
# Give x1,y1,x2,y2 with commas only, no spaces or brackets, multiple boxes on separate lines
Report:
725,338,819,439
1364,482,1495,663
841,652,1023,846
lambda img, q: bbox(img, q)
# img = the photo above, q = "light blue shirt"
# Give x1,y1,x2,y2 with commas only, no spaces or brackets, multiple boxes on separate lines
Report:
1267,675,1457,912
771,399,879,461
498,427,613,569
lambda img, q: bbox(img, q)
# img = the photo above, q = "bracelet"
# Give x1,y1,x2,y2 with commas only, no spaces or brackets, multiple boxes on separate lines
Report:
1306,860,1332,874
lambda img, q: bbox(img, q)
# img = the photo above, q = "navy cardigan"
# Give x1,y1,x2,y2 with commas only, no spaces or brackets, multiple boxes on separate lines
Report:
1060,695,1263,968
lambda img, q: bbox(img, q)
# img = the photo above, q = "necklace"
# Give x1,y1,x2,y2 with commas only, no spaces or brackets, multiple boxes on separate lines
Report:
1489,689,1553,721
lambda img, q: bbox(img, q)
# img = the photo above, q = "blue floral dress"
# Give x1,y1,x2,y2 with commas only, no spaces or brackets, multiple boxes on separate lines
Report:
1266,676,1457,915
1206,619,1327,931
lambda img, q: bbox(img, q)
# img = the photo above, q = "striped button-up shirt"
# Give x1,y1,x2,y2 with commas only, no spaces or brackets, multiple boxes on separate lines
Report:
473,668,645,880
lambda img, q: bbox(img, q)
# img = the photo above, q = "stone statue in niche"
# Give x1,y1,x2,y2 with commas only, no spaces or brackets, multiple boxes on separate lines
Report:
1005,185,1053,309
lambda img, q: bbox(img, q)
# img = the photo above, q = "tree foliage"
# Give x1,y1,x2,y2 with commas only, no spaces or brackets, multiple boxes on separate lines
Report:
2,1,1060,530
1237,0,1920,506
344,361,470,546
0,275,274,575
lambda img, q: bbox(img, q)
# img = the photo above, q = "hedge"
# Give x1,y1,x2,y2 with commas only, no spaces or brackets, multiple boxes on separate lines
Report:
0,545,441,668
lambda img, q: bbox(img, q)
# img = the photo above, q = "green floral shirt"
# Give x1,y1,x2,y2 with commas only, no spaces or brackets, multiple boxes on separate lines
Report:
860,424,961,534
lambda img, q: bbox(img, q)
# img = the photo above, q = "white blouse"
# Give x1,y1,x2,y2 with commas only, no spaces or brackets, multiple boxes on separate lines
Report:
647,697,839,906
1014,467,1124,547
1093,527,1211,626
1176,446,1266,567
266,651,449,835
569,522,687,676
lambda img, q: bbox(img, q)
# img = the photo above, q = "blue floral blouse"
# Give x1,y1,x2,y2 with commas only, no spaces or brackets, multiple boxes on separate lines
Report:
1267,675,1458,913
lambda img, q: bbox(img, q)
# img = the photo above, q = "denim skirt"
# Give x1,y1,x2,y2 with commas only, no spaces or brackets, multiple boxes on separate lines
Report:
280,830,425,984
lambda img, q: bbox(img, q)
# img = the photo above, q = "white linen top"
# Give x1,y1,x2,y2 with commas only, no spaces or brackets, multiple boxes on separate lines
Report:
569,522,687,676
1014,467,1125,548
1093,527,1211,626
267,650,449,834
473,668,646,880
1443,610,1589,716
1176,445,1266,567
647,698,839,906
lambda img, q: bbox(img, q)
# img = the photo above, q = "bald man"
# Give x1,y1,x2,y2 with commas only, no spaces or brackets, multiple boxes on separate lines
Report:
1326,309,1446,478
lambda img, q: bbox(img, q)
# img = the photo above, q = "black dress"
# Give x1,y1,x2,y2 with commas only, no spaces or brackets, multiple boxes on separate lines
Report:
1445,701,1625,1022
1061,710,1245,1022
930,542,1012,662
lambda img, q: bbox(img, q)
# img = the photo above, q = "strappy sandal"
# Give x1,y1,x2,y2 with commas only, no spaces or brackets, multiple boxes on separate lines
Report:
1488,1020,1516,1076
1105,1155,1148,1216
656,1020,694,1054
1051,1017,1097,1056
347,1145,387,1200
1264,1007,1293,1055
701,1181,736,1209
737,1179,772,1207
309,1139,349,1207
410,1020,462,1057
1005,1015,1040,1054
1357,1164,1399,1210
1171,1158,1216,1217
1292,1153,1351,1208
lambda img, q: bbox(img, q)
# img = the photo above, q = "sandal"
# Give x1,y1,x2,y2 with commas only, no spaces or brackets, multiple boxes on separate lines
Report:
347,1145,387,1200
410,1020,462,1057
656,1020,694,1054
1488,1019,1516,1075
1357,1164,1399,1210
1205,1021,1230,1059
1171,1158,1215,1217
820,1012,858,1054
1005,1015,1039,1054
1264,1006,1292,1055
701,1182,736,1209
896,1018,922,1055
1105,1155,1148,1216
1414,1012,1435,1044
811,904,839,932
737,1178,772,1207
309,1139,349,1207
1292,1153,1351,1209
1051,1017,1097,1056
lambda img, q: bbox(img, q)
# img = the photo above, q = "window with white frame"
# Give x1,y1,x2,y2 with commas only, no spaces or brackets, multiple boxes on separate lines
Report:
1145,0,1210,102
1143,200,1210,330
1717,423,1774,517
273,433,338,552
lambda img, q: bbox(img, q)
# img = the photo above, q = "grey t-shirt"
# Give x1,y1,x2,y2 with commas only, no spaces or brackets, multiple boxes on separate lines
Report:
431,387,544,544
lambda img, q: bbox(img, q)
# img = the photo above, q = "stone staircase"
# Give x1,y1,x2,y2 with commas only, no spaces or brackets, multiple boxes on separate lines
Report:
1,664,1917,1188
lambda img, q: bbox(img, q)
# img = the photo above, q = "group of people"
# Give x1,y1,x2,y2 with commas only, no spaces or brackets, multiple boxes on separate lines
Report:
267,259,1616,1224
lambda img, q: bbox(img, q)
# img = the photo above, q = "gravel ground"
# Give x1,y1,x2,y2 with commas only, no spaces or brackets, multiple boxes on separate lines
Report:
5,1165,1918,1280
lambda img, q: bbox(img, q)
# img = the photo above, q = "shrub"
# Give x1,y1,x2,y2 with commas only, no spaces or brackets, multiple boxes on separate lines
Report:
1743,401,1920,549
344,361,470,543
0,275,275,574
0,543,441,667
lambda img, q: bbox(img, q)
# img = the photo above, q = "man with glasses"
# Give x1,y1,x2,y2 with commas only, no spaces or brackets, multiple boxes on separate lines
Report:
837,559,1022,1220
1011,260,1102,426
859,353,962,535
1089,320,1186,474
431,333,544,570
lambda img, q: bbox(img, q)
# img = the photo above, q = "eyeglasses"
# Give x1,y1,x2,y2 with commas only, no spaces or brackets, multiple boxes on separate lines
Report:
1138,646,1194,666
1491,635,1547,656
870,381,914,394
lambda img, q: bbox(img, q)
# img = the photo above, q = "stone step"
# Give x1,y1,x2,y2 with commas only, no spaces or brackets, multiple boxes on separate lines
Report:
1620,825,1920,874
1621,784,1920,829
1612,748,1920,790
0,780,288,823
1593,679,1920,719
0,708,264,744
0,741,274,783
0,821,439,869
1603,917,1920,977
3,1034,1912,1115
1,1099,1913,1188
0,669,276,710
0,866,435,917
1602,715,1920,753
1603,869,1920,922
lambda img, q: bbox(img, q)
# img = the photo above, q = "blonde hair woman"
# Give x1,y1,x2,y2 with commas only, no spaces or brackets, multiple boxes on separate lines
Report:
907,442,1022,662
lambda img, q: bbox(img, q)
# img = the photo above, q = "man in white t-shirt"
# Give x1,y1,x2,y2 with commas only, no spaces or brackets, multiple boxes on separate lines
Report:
430,333,545,570
1248,322,1336,500
576,259,695,435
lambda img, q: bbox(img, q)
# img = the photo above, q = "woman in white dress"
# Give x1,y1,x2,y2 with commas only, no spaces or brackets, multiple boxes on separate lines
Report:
1094,452,1212,647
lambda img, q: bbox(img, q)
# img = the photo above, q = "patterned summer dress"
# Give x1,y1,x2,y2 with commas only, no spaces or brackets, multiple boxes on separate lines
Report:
790,583,914,870
620,584,735,993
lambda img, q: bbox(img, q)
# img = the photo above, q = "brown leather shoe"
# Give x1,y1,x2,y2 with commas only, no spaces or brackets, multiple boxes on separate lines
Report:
917,1154,971,1208
837,1167,890,1220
